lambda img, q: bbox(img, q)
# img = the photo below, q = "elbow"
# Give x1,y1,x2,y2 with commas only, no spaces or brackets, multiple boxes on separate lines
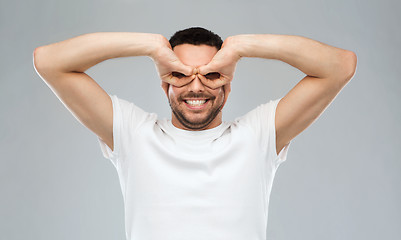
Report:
33,46,45,73
33,46,55,81
33,46,55,75
341,50,358,82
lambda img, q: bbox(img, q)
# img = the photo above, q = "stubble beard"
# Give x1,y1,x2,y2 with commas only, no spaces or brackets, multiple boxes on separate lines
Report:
169,97,224,130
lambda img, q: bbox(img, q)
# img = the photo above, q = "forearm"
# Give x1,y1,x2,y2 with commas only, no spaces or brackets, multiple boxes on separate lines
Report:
34,32,164,73
231,34,356,79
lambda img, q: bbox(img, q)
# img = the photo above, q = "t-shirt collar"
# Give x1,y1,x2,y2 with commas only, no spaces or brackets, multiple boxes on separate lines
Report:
163,119,229,140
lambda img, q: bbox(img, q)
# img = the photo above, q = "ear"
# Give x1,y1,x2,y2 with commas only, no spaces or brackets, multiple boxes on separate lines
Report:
220,83,231,110
161,81,170,98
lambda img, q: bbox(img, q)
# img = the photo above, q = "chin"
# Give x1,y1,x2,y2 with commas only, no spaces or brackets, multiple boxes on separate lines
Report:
175,113,216,130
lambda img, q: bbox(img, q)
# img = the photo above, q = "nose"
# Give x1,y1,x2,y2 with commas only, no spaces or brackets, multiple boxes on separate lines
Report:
187,74,206,92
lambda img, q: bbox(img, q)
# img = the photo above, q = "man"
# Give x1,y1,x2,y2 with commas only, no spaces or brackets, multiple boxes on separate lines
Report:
33,27,357,240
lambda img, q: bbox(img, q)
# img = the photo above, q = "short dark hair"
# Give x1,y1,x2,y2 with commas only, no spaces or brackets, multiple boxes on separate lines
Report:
169,27,223,50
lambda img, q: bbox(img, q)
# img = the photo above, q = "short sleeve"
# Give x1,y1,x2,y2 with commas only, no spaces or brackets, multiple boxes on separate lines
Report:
268,98,291,167
97,94,152,167
237,97,291,168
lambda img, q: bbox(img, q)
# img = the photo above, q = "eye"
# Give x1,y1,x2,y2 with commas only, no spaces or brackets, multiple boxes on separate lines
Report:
205,72,220,80
172,72,186,79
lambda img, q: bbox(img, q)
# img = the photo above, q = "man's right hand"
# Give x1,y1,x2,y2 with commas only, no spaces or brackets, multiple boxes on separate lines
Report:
150,36,196,94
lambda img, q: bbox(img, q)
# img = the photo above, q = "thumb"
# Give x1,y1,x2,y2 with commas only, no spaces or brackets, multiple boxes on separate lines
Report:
172,59,194,76
198,61,218,76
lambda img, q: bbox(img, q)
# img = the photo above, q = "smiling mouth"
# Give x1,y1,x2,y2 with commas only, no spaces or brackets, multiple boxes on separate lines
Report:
183,99,210,109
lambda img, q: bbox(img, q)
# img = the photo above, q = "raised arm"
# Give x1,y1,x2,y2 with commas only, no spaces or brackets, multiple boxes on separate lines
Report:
199,34,357,155
33,32,193,151
232,34,357,79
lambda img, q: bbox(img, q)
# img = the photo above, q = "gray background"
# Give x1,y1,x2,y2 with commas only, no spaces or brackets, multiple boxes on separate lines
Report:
1,0,400,239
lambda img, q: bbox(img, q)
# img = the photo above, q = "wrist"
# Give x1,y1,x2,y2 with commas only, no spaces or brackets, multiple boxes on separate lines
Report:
229,34,256,58
148,34,170,59
122,33,167,58
223,36,243,61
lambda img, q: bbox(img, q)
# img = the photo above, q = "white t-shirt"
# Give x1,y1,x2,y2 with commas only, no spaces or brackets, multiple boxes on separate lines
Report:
98,94,291,240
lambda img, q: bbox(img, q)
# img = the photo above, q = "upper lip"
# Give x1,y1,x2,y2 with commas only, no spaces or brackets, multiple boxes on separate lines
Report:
183,98,209,101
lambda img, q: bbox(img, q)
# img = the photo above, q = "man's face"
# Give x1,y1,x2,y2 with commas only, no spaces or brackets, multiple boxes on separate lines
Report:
166,44,226,130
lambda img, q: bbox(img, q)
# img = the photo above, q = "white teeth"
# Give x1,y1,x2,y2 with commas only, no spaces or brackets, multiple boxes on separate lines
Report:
185,100,207,106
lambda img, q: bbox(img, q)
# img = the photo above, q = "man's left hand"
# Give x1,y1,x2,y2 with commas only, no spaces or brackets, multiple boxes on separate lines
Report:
197,37,241,90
